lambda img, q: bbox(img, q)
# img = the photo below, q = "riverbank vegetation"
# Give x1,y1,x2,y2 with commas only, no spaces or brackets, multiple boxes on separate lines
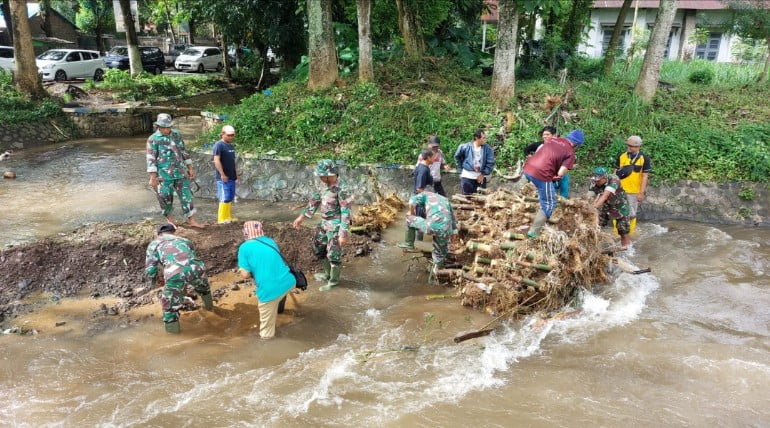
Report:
203,58,770,184
83,69,227,102
0,70,61,123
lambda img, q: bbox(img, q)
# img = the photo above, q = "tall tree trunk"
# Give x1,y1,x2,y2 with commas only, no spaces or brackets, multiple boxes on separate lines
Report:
39,0,52,37
490,0,518,109
307,0,337,90
163,1,176,44
220,33,231,78
10,0,46,98
395,0,424,58
602,0,632,76
759,37,770,83
95,22,104,54
118,0,142,76
188,18,195,44
560,0,591,56
356,0,373,82
1,0,13,43
634,0,677,101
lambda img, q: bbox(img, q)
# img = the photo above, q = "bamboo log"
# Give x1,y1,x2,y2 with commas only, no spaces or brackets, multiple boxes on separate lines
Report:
524,197,540,202
434,268,464,277
515,260,552,272
350,225,368,233
453,204,477,210
425,294,456,300
503,231,526,240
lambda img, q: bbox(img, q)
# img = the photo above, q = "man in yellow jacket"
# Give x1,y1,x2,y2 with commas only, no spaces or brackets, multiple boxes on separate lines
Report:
615,135,651,232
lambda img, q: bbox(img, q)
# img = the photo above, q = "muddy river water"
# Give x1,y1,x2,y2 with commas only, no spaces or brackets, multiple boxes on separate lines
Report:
0,125,768,426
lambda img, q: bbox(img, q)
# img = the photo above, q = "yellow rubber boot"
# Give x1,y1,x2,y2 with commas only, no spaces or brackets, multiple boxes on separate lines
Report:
217,203,228,224
226,202,238,222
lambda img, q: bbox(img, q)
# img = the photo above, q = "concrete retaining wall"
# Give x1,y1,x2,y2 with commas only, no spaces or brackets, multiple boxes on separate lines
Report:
0,119,73,151
189,153,770,227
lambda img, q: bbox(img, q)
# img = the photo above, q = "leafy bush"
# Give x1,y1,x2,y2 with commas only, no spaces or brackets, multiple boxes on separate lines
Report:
197,57,770,183
96,69,224,101
0,69,62,124
688,68,715,85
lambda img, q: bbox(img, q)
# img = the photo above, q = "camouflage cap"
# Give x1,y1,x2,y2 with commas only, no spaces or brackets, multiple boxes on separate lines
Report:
590,167,609,181
155,113,174,128
314,159,339,177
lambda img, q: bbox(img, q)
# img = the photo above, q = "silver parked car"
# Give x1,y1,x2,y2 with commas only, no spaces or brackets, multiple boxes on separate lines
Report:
174,46,223,73
36,49,104,81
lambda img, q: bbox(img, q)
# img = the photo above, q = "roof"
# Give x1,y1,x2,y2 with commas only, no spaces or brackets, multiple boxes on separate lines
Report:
0,3,78,29
593,1,728,9
480,0,729,23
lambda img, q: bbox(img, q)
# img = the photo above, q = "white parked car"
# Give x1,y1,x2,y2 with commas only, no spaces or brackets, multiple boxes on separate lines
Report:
36,49,105,82
0,45,15,72
174,46,223,73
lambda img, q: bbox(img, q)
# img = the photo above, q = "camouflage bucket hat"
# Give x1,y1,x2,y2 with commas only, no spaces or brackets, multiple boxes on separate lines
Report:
155,113,174,128
314,159,338,177
590,167,609,181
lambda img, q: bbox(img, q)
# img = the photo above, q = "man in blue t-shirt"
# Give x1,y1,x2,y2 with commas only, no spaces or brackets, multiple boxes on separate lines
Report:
213,125,238,223
238,221,296,339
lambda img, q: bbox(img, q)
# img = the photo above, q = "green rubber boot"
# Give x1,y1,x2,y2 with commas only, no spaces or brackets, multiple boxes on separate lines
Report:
527,210,548,239
397,227,416,249
314,258,331,282
319,265,341,291
164,320,180,334
201,293,214,310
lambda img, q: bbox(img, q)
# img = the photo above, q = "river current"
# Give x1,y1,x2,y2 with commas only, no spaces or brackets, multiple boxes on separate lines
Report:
0,127,768,427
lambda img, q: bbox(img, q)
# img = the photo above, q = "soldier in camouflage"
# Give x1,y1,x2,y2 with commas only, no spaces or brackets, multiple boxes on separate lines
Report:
589,167,632,250
406,191,458,281
146,113,204,228
145,223,213,333
293,159,352,291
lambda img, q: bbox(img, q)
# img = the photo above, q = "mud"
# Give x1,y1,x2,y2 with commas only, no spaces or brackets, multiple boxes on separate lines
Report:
0,221,372,324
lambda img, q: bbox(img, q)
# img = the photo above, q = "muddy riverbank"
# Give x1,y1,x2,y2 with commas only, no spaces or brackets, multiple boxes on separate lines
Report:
0,221,373,325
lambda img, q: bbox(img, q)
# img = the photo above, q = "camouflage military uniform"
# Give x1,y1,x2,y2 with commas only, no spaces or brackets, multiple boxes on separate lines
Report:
590,174,631,235
145,234,210,322
302,183,352,265
407,192,458,266
146,129,196,218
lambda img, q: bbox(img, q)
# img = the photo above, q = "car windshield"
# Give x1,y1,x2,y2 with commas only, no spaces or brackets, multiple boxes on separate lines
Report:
108,47,128,56
37,50,66,60
181,48,202,56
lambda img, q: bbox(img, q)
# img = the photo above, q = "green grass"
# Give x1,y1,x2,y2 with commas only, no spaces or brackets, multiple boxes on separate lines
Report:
200,57,770,184
0,70,62,124
87,69,227,102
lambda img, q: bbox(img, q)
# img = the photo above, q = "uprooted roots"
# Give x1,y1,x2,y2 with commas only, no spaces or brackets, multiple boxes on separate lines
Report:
441,184,614,317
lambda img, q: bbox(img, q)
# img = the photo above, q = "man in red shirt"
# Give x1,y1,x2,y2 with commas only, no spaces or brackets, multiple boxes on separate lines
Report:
522,129,585,238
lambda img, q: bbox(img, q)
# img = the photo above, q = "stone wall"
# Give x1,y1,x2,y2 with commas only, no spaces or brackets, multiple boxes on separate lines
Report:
0,119,73,151
63,107,155,137
190,153,770,227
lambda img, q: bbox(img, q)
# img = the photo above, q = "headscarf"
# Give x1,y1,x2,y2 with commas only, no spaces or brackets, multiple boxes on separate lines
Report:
243,221,264,240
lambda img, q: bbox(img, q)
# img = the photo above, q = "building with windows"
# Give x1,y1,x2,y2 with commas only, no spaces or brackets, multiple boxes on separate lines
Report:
581,0,736,62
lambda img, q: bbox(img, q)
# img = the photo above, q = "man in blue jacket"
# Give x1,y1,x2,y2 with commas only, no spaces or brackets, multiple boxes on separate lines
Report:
454,129,495,195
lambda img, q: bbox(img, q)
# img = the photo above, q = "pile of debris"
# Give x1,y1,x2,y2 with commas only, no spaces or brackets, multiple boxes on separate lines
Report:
351,192,405,234
439,184,614,317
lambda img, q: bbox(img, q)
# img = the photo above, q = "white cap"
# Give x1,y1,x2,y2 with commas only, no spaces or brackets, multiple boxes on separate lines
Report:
222,125,236,134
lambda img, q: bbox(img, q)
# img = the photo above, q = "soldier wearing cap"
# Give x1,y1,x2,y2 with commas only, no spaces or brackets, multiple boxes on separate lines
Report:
146,113,203,228
213,125,239,223
145,223,213,333
589,167,632,250
292,160,352,291
615,135,651,232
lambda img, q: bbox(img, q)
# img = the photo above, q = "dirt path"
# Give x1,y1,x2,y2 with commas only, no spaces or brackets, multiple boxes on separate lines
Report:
0,221,372,325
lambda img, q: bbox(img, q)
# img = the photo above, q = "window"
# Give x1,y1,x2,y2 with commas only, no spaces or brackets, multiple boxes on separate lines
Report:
205,48,220,56
695,32,721,61
0,48,13,59
66,52,81,62
601,26,631,56
646,25,678,58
